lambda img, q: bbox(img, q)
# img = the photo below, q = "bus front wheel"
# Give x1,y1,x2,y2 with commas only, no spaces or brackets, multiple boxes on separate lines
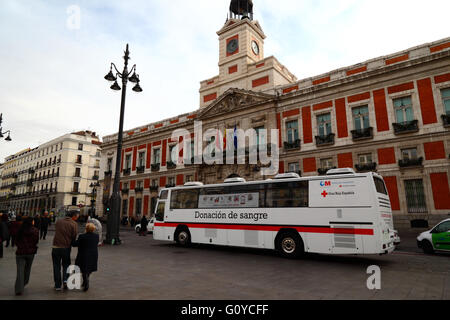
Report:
175,227,191,247
276,231,304,259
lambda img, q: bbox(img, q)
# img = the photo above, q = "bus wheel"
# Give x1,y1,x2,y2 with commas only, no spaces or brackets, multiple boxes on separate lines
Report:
422,241,434,254
276,232,304,259
175,227,191,247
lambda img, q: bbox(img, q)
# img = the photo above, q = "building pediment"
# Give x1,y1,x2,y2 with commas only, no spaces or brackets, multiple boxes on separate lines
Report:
198,88,275,120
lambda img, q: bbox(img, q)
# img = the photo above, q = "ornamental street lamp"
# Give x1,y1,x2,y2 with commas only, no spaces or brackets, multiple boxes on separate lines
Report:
0,113,12,141
103,44,143,245
89,181,100,218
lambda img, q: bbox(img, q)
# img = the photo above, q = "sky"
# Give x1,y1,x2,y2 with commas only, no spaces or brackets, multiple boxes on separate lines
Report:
0,0,449,162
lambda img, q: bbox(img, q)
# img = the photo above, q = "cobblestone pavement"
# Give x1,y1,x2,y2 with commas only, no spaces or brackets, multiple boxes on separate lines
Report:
0,227,449,300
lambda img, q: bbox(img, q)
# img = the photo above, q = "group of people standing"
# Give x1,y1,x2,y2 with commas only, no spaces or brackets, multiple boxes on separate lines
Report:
0,211,102,296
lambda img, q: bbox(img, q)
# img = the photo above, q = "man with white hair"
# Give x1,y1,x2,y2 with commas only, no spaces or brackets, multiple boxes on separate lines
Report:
88,216,102,246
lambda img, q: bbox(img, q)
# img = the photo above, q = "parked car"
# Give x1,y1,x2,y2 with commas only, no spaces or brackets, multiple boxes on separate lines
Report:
135,217,155,234
417,218,450,254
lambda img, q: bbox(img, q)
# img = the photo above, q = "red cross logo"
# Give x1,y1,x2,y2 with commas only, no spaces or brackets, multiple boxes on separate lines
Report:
321,190,328,198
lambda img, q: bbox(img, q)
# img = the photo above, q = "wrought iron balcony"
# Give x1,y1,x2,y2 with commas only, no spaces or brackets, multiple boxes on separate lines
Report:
151,163,160,171
149,185,159,192
123,168,131,176
136,166,145,174
166,161,177,169
398,157,423,168
392,120,419,134
355,162,377,172
283,139,301,151
441,114,450,127
315,133,335,146
121,188,129,194
92,175,99,180
135,187,144,193
165,183,176,188
351,127,373,141
318,167,336,175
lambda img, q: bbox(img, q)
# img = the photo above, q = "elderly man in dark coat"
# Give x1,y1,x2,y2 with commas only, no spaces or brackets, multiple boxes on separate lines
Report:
72,223,99,291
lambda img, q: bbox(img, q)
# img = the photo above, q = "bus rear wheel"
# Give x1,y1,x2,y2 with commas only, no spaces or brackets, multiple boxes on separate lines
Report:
276,232,304,259
175,227,191,247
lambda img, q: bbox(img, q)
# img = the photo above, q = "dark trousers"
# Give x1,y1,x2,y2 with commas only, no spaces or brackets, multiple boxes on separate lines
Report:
0,240,3,258
82,272,91,289
15,254,35,294
51,248,71,289
40,228,48,240
7,235,16,248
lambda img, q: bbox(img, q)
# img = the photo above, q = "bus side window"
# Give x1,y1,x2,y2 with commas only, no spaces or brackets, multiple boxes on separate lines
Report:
373,177,388,195
265,182,308,208
155,202,165,221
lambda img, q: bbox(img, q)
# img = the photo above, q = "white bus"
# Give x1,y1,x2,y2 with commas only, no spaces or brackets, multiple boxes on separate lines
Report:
153,168,396,258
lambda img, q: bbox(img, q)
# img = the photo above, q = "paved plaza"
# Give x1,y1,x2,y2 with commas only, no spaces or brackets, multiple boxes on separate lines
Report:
0,226,449,300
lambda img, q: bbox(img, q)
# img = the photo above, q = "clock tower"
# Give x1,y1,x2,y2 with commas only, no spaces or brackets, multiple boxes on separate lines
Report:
199,0,297,108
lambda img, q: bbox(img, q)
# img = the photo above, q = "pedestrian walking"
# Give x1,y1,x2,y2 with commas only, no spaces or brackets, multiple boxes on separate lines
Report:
0,214,10,258
52,211,78,291
14,217,39,296
130,216,136,227
33,214,41,231
139,215,148,236
87,216,103,245
72,223,99,292
40,212,51,240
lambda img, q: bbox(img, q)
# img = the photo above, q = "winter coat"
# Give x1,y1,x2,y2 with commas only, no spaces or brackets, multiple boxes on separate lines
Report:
15,227,39,255
9,221,21,237
73,232,99,274
140,217,148,231
40,217,51,229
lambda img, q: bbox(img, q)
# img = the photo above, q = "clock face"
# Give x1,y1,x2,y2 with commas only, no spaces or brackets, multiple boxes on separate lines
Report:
227,39,239,54
251,41,259,55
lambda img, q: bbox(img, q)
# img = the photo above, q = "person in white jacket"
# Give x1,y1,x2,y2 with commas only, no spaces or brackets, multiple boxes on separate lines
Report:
87,217,103,246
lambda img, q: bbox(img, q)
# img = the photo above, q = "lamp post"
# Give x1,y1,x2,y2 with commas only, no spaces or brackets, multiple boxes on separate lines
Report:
89,181,100,218
0,113,12,141
103,44,142,245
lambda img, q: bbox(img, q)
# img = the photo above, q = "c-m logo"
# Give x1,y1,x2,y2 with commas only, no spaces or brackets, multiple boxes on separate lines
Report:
320,181,331,187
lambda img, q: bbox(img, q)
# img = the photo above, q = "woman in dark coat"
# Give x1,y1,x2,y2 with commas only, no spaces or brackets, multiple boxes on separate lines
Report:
73,223,99,291
15,217,39,295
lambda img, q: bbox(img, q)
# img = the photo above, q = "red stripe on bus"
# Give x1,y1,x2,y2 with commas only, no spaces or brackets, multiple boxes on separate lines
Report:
154,223,373,235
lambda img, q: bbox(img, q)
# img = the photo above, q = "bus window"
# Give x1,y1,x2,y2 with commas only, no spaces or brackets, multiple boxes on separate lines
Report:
373,177,387,195
159,190,169,200
200,187,226,195
171,189,199,209
155,202,165,221
266,181,308,208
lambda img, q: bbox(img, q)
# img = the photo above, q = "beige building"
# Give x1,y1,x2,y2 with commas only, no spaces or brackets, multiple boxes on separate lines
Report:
99,1,450,230
0,131,102,216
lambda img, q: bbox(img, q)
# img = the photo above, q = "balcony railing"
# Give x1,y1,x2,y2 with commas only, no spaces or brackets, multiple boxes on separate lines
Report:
166,161,177,169
121,188,129,194
136,166,145,174
398,157,423,168
315,133,335,147
135,187,144,193
165,183,176,188
151,163,160,171
283,139,301,151
392,120,419,134
441,114,450,127
71,189,80,194
149,185,159,192
317,167,336,175
123,168,131,176
355,162,377,172
351,127,373,141
92,175,99,180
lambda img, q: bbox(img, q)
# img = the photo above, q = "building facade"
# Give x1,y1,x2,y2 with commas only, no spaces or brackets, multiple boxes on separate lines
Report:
99,2,450,230
0,131,102,216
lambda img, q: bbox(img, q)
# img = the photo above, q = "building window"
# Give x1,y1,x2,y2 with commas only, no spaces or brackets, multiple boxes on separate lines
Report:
254,126,266,147
320,158,334,169
135,198,142,217
73,182,79,192
185,175,193,182
169,145,177,163
352,105,370,130
285,120,299,143
78,143,83,151
72,197,77,206
358,153,372,164
404,179,427,213
168,177,175,186
401,148,418,161
76,155,82,164
125,154,131,169
122,199,128,216
138,152,145,168
74,167,81,177
137,180,143,189
288,162,300,173
317,113,332,136
393,96,413,123
153,148,160,164
151,179,158,187
442,88,450,115
107,158,113,171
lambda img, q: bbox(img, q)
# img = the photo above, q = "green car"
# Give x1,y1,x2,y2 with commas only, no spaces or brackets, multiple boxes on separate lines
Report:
417,218,450,254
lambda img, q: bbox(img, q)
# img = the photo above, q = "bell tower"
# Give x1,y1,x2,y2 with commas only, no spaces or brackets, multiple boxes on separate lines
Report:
216,0,265,79
198,0,297,108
